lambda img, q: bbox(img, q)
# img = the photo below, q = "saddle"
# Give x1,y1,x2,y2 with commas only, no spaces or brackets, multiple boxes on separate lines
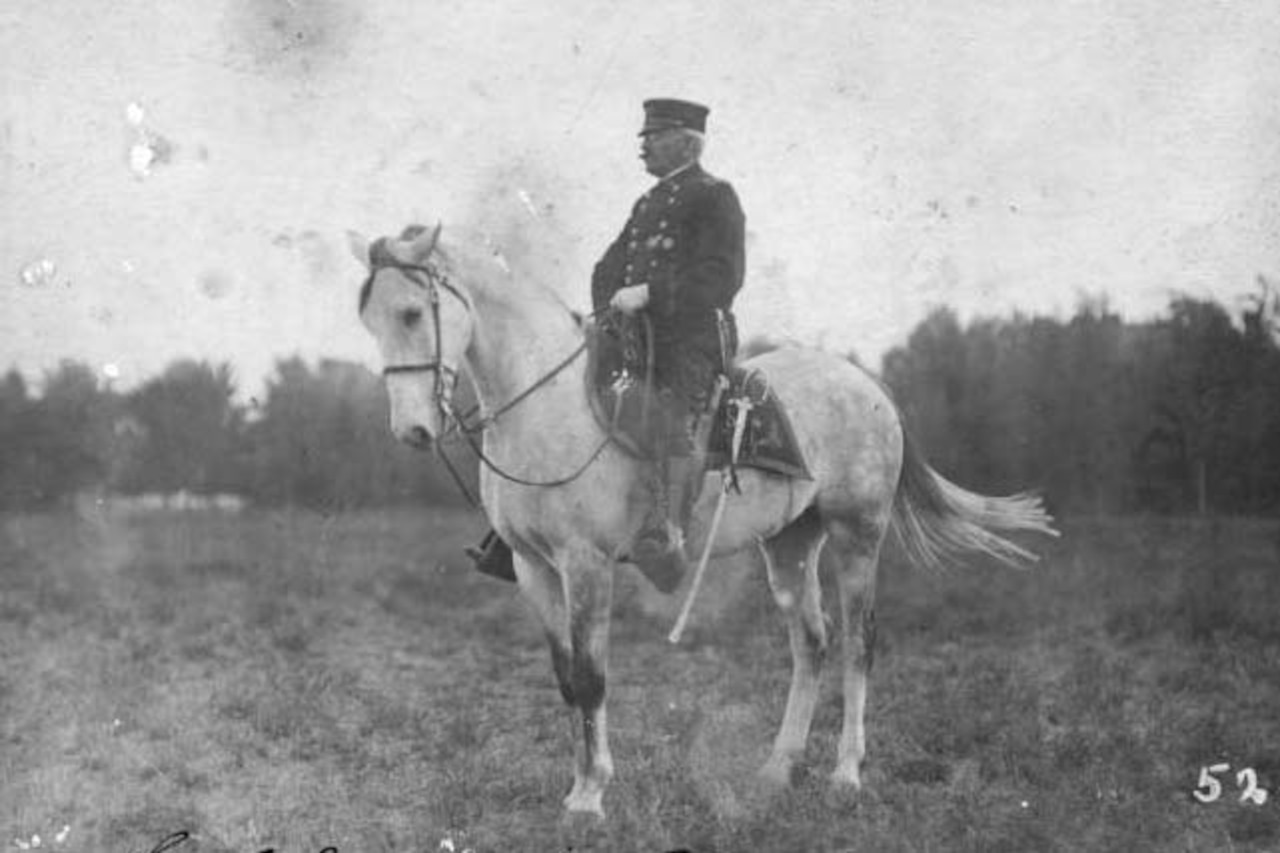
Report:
586,315,812,481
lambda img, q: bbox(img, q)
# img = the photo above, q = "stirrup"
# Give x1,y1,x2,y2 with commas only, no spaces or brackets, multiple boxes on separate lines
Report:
466,530,517,583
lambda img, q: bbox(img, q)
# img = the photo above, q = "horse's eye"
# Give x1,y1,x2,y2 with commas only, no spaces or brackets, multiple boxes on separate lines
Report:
402,308,423,328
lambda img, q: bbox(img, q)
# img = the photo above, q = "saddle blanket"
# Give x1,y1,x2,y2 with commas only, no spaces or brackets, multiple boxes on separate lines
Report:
706,366,812,480
587,320,812,481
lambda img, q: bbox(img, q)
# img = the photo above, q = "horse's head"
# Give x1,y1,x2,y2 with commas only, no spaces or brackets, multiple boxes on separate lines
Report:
349,223,473,449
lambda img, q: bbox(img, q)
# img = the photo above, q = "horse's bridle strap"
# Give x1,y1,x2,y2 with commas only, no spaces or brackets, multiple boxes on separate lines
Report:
364,257,468,304
368,257,465,383
382,362,457,377
368,246,613,488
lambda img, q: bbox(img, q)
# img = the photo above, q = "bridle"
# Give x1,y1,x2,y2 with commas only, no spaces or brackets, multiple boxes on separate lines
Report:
364,231,470,412
363,230,610,493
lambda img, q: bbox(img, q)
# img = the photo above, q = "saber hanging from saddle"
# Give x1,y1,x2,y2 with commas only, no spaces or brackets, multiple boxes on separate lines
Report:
668,380,753,645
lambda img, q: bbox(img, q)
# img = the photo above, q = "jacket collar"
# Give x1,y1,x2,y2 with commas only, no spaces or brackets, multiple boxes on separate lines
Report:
657,160,701,185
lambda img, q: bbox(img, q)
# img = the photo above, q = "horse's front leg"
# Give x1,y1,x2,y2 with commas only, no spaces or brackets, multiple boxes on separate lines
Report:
516,542,616,817
557,544,615,817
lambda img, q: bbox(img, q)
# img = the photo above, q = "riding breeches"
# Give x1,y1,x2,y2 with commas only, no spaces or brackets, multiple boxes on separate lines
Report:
652,345,719,457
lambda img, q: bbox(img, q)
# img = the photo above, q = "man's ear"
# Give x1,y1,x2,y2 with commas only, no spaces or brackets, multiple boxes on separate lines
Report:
346,230,371,270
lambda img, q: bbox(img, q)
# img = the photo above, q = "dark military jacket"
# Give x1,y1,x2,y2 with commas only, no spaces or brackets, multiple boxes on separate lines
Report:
591,163,745,370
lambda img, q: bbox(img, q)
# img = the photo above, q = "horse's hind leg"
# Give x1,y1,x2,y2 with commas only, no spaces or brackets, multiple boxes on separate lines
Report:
824,514,887,788
758,509,830,786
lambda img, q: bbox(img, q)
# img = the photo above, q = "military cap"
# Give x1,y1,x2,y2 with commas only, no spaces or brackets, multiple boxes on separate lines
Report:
639,98,709,135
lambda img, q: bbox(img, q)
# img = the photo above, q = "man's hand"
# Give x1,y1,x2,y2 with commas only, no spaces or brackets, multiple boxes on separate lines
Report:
609,284,650,314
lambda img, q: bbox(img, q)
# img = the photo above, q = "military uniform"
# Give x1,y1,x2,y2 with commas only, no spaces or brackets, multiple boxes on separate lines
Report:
591,162,745,414
466,98,745,591
587,98,747,591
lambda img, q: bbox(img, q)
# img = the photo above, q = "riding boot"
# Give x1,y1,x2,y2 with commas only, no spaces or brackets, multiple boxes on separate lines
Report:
465,528,517,583
632,418,705,593
632,461,688,593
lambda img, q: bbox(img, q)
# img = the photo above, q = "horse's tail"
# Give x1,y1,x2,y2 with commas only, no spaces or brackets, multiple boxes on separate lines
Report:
891,428,1059,570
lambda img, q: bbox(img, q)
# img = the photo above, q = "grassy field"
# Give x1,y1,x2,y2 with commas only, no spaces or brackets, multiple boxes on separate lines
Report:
1,505,1278,853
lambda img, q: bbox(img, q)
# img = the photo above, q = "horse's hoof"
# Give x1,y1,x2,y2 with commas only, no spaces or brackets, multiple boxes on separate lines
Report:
757,756,795,787
560,805,605,822
561,799,606,820
830,762,863,790
562,788,607,820
559,806,606,849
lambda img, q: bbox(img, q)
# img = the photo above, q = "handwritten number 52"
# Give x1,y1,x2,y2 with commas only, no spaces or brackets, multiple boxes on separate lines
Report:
1194,764,1269,805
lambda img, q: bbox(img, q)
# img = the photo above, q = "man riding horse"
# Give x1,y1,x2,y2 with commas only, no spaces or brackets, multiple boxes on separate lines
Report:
591,98,745,590
356,101,1055,813
470,98,745,591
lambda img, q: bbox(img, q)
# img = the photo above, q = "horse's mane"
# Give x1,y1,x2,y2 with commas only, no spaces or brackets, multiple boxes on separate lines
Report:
408,221,581,323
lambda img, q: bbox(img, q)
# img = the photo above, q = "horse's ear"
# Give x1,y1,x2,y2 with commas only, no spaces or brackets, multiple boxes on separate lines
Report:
407,221,443,262
346,230,372,270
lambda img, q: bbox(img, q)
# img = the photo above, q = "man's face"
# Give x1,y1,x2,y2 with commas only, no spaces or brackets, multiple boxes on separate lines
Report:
639,128,690,177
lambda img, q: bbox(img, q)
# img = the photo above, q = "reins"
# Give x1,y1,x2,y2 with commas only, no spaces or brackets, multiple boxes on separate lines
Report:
455,338,588,435
445,315,620,490
368,238,618,492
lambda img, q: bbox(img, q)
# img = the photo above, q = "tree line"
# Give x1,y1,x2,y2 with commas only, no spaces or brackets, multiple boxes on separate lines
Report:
878,284,1280,516
1,285,1276,515
0,357,474,510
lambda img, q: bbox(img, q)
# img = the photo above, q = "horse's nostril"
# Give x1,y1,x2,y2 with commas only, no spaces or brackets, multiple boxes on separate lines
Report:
407,425,433,448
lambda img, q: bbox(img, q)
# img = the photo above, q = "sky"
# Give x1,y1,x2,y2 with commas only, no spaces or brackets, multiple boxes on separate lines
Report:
2,0,1278,399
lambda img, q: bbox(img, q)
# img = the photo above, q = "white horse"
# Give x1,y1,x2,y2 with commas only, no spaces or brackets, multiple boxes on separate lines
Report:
349,223,1057,818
